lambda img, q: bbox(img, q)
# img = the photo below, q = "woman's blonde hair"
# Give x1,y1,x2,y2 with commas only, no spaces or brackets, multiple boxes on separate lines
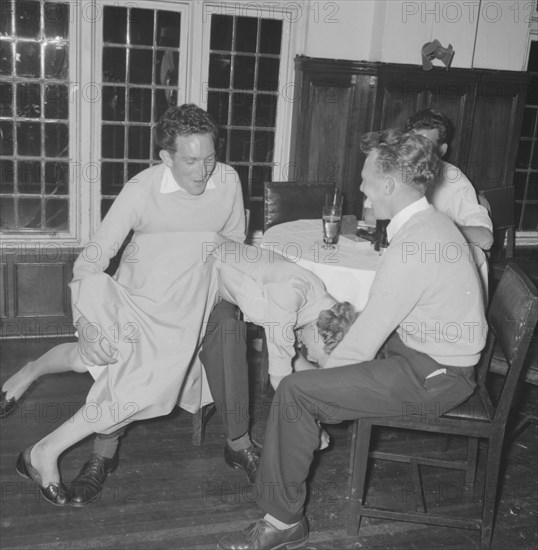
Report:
317,301,359,353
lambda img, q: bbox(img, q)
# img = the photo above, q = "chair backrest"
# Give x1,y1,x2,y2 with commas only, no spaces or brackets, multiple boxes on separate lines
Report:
263,181,335,232
478,262,538,424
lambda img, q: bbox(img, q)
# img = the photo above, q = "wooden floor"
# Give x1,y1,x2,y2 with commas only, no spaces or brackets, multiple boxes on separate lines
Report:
0,338,537,550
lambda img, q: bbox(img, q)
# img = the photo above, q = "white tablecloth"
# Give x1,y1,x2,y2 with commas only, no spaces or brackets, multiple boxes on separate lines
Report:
261,219,382,311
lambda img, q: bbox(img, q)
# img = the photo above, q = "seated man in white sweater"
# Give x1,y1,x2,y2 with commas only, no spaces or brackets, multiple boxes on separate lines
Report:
405,108,493,301
218,129,487,550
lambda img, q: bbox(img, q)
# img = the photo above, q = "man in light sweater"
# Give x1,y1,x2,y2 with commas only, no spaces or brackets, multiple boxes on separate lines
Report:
217,129,487,550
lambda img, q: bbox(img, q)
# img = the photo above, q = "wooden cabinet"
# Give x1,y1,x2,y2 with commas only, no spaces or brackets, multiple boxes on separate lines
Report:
291,57,529,229
289,59,378,216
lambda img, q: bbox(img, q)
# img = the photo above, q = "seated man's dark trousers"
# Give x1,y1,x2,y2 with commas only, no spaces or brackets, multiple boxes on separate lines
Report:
200,299,249,441
255,333,476,524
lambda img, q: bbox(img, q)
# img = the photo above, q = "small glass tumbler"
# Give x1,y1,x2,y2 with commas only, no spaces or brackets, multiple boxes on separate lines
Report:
322,204,342,248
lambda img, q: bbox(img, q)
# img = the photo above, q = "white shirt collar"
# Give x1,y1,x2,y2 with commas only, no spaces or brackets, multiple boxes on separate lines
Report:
160,166,216,194
386,197,429,243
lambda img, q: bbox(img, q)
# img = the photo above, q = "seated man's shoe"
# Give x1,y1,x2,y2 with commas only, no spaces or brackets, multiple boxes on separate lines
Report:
70,452,119,506
0,390,16,418
224,443,260,484
217,517,308,550
16,446,70,506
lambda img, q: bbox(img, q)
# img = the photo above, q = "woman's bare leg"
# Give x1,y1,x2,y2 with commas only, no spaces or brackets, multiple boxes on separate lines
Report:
28,404,102,486
2,343,85,401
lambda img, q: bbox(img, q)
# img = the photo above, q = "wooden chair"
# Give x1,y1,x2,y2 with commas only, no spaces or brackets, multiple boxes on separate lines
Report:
347,263,538,550
263,181,335,232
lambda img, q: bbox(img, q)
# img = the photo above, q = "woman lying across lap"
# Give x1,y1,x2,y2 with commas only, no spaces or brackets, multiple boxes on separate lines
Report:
209,240,359,448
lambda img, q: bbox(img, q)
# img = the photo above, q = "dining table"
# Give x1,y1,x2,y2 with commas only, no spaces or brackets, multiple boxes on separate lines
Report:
261,219,383,311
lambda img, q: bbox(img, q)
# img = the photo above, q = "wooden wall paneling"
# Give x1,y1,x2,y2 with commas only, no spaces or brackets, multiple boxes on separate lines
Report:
466,74,529,196
0,263,7,318
0,247,79,339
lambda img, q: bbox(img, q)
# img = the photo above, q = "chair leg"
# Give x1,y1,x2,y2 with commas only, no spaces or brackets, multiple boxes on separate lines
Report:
480,436,504,550
347,419,373,536
465,437,479,488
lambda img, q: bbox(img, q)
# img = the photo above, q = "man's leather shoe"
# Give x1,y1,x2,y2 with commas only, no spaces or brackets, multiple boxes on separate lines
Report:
217,517,308,550
70,452,119,506
0,390,16,418
224,443,260,484
16,446,70,506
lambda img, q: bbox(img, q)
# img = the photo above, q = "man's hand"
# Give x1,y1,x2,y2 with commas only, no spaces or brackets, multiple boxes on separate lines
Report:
76,315,118,366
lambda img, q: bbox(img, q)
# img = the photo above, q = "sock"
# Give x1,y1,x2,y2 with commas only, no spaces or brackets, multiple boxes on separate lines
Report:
93,431,121,459
227,432,252,451
264,514,298,530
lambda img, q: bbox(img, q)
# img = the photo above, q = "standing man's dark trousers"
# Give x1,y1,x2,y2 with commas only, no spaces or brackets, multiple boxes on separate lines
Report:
200,300,259,483
200,299,249,440
256,333,476,524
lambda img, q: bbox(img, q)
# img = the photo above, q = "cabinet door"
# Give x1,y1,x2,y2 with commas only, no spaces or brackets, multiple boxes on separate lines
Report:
291,66,377,216
465,76,528,229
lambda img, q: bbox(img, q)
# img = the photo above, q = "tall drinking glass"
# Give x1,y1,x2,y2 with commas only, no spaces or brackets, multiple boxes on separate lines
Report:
322,190,343,248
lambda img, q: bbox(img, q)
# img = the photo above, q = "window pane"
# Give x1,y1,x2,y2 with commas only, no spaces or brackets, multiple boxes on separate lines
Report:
45,84,68,119
18,197,42,228
129,49,153,84
0,160,15,193
130,9,154,45
0,83,13,116
157,12,181,47
16,41,40,77
44,3,69,38
45,43,68,79
229,129,251,161
45,198,68,230
104,6,127,44
257,57,279,91
207,91,229,125
233,55,255,89
253,131,274,162
45,161,69,194
231,93,253,126
102,86,126,121
209,54,231,88
260,19,282,54
101,162,125,195
128,126,151,159
44,123,68,156
0,198,15,229
236,17,257,53
102,125,125,159
0,42,13,75
103,47,126,82
16,82,41,117
17,121,41,155
15,1,40,37
129,88,152,122
520,108,536,137
18,160,41,193
256,94,277,127
0,122,14,155
210,15,232,50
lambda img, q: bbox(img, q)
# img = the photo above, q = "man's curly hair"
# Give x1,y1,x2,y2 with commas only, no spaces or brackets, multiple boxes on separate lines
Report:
359,129,440,195
155,104,218,152
317,301,359,353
